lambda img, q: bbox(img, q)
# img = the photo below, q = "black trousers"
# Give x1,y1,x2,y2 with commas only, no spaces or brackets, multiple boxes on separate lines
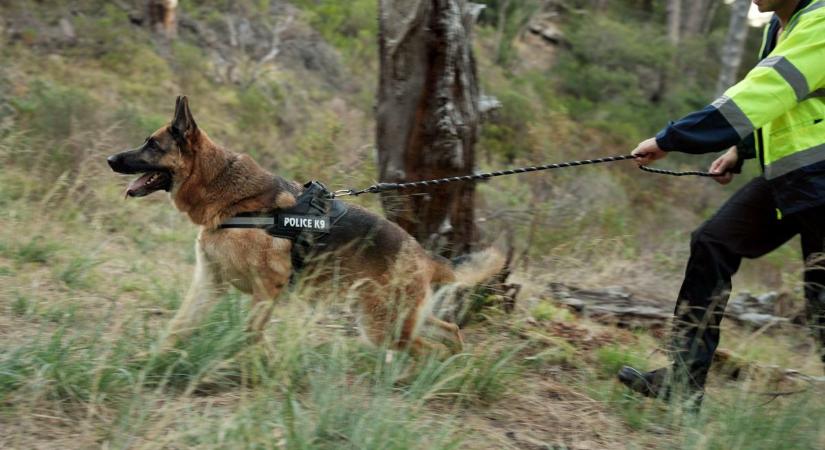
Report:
672,176,825,389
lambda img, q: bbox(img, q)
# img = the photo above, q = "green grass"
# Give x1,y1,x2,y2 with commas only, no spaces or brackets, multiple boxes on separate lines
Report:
523,338,578,368
0,292,524,448
594,344,649,380
9,236,61,265
684,393,825,450
57,255,103,289
2,249,823,449
531,300,574,322
10,292,30,317
139,294,250,391
0,327,130,404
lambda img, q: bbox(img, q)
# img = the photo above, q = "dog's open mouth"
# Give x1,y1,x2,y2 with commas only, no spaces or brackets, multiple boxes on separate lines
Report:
126,171,172,197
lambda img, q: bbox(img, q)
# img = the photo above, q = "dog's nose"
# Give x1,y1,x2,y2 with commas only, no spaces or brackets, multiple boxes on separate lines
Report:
107,154,119,170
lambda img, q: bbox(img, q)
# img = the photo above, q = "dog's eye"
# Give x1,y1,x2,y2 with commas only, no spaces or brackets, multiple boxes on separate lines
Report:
146,138,163,152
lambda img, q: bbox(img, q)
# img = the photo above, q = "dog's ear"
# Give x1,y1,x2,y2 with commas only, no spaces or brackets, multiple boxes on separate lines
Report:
172,95,197,138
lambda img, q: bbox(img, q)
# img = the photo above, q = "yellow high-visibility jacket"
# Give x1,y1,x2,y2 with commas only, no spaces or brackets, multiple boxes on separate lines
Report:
656,0,825,214
724,0,825,178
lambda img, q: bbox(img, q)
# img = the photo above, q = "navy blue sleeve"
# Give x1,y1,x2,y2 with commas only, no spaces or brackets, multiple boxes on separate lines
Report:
736,134,755,160
654,105,742,154
729,133,755,173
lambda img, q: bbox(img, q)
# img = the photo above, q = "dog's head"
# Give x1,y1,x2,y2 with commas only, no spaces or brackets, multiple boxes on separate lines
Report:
107,96,199,197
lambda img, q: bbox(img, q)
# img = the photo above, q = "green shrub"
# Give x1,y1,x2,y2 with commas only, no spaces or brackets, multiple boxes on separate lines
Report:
290,0,377,64
236,84,283,134
112,105,169,144
288,112,345,180
171,41,210,95
554,15,671,139
479,88,536,162
479,0,541,66
71,4,150,63
12,80,96,142
10,80,98,176
531,300,573,322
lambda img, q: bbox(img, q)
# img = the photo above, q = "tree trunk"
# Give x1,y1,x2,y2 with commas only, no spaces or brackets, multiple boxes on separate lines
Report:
665,0,682,45
715,0,751,96
592,0,609,12
376,0,482,255
681,0,709,38
655,0,683,101
701,0,721,35
147,0,177,38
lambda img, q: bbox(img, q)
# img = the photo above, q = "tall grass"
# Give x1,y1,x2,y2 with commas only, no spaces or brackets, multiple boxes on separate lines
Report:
683,392,825,450
1,289,524,448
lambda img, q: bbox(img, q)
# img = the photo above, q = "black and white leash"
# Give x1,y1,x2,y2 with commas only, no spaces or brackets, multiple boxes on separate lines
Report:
330,154,723,198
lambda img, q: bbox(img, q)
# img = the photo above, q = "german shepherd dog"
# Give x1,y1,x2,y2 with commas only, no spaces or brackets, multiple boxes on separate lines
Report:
107,96,505,355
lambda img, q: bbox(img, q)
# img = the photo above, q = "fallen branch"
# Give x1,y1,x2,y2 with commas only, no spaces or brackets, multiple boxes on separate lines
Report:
547,283,803,331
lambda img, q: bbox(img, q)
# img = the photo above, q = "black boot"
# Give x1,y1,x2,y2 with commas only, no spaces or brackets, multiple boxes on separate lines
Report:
617,366,671,399
617,365,705,412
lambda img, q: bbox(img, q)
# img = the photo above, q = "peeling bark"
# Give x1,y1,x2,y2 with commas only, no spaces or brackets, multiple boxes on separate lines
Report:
376,0,482,255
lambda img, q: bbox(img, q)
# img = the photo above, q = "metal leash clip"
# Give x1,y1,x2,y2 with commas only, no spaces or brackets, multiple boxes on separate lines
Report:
330,189,356,198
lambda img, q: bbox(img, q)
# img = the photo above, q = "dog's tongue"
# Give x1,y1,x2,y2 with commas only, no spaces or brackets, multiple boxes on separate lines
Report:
126,172,156,196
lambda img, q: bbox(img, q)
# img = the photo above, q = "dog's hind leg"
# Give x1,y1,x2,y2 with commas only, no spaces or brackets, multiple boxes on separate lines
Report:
425,316,464,354
247,292,277,341
163,241,226,350
357,291,414,352
247,275,288,341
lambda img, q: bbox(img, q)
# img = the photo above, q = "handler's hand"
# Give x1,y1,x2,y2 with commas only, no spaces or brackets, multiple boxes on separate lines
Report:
709,147,738,185
631,137,667,167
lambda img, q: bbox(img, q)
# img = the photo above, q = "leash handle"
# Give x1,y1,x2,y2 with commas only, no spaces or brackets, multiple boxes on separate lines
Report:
639,165,723,177
332,154,725,197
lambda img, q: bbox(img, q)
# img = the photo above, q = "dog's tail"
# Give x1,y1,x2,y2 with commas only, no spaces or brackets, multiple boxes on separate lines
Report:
431,245,507,287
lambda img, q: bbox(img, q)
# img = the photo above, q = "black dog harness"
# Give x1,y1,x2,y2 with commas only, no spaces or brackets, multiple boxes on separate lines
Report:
219,181,349,278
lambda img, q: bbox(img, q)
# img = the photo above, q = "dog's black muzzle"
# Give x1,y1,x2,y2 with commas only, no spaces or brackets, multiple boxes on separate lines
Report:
107,149,161,175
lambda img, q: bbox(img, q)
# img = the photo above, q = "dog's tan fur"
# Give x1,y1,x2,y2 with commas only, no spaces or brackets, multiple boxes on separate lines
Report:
108,96,505,355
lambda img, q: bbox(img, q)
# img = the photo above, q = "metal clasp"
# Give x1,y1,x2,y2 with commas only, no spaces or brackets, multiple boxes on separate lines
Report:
330,189,355,198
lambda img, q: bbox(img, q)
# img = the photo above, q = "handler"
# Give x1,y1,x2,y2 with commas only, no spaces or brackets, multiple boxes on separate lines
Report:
620,0,825,403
